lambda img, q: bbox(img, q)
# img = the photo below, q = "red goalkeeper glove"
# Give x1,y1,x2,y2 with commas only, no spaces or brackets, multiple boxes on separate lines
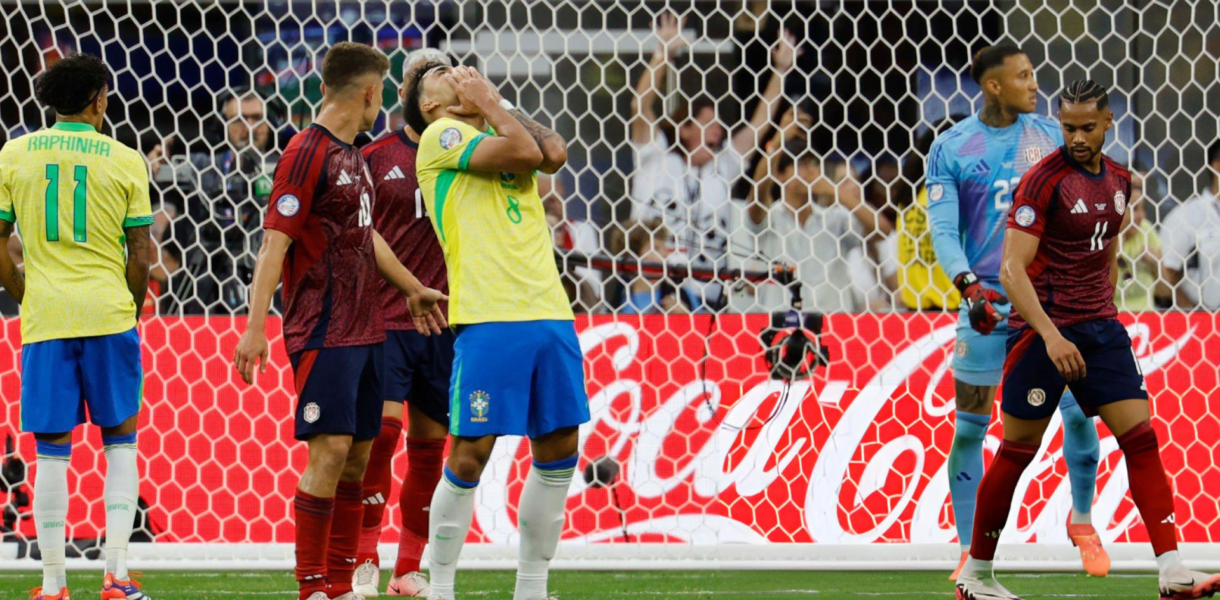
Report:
954,272,1008,335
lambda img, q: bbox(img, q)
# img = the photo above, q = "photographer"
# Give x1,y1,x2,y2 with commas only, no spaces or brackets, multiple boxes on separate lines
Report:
148,90,282,314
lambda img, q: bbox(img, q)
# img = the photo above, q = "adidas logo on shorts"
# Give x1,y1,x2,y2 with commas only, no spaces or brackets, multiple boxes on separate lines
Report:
384,166,406,181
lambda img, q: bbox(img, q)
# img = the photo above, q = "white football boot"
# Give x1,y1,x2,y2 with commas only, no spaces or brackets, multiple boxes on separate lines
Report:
955,572,1021,600
1159,563,1220,599
354,560,381,597
386,571,432,597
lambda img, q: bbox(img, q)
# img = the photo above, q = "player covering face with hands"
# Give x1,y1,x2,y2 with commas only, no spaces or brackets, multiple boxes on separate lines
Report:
232,42,445,600
405,63,588,600
954,80,1220,600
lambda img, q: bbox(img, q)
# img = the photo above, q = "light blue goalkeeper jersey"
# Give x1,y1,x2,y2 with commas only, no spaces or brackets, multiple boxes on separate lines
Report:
925,113,1062,287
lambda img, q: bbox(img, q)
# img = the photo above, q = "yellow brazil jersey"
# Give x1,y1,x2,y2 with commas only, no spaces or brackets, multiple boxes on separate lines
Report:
897,186,961,311
416,117,572,325
0,122,153,344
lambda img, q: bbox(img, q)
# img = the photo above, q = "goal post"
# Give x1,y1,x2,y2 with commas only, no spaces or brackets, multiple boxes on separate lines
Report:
0,0,1217,570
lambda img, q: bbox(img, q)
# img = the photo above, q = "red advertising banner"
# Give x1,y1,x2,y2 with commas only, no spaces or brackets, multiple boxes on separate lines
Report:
1,314,1218,547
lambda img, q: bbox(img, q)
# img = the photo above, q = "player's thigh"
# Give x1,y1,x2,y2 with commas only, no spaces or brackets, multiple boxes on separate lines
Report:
1000,327,1068,422
290,346,365,442
449,323,534,438
1067,320,1148,417
952,311,1008,391
954,380,997,416
20,337,85,435
406,329,455,432
527,321,591,439
1096,399,1151,438
530,426,580,463
80,327,144,429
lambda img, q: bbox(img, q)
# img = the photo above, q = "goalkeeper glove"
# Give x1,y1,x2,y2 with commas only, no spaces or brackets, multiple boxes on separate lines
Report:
954,272,1008,335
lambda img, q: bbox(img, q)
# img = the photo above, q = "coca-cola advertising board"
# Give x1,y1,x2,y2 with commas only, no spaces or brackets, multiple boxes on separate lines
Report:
1,314,1217,548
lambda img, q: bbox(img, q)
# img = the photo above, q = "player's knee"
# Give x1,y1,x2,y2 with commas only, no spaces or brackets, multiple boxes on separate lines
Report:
100,414,139,438
341,449,371,481
308,435,353,471
529,426,580,463
953,381,997,416
446,455,486,482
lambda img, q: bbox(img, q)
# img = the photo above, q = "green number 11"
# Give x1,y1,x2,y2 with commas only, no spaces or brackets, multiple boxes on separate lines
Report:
44,164,88,242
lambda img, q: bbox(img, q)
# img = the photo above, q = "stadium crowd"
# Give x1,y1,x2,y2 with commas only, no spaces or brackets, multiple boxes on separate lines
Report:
2,14,1216,319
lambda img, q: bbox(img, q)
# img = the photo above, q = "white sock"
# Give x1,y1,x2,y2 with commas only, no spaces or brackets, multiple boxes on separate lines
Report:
1157,550,1184,575
514,457,576,600
1070,507,1092,525
103,438,140,580
962,557,993,581
428,468,477,600
34,446,71,594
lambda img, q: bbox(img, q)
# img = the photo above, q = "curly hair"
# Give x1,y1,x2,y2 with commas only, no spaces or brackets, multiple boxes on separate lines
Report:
34,53,110,116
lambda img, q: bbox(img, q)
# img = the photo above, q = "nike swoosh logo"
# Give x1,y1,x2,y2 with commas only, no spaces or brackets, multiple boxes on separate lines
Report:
436,534,455,540
1164,580,1195,587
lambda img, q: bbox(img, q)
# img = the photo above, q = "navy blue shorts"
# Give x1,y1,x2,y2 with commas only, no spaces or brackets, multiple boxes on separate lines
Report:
21,328,143,434
383,329,454,427
1002,319,1147,420
290,344,384,441
449,320,590,439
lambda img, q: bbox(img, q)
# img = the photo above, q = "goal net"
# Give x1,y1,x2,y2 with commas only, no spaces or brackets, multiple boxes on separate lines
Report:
0,0,1218,570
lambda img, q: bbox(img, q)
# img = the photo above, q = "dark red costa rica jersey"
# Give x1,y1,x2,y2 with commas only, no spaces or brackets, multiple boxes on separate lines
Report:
264,124,385,354
1006,147,1131,329
361,128,448,330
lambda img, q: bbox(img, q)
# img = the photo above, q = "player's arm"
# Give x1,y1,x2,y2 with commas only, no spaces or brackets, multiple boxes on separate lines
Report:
925,138,1007,333
0,220,23,304
124,225,152,316
234,229,291,385
508,109,568,174
447,67,543,172
371,230,447,335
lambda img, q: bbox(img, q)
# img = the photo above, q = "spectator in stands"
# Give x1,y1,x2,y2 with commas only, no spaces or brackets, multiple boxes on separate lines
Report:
620,219,687,315
543,173,604,312
1162,140,1220,310
629,14,798,310
744,142,876,313
1117,171,1170,311
148,90,281,314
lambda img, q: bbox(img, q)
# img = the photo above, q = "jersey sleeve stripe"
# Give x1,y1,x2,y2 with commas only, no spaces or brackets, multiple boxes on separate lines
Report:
1022,153,1066,201
433,170,458,242
458,133,489,171
0,208,13,223
285,130,316,186
122,215,154,228
289,130,324,186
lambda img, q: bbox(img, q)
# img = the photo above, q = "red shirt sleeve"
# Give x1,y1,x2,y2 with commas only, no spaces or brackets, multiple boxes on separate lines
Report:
265,129,329,240
1007,163,1060,238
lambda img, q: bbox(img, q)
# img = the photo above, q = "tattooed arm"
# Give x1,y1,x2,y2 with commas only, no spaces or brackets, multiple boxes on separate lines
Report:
0,220,24,304
509,108,568,174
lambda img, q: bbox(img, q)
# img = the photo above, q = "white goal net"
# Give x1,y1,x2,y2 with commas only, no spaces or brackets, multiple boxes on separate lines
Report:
1,0,1219,570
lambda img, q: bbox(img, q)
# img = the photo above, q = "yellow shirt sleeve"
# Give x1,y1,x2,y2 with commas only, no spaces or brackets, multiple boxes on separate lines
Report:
122,150,153,228
0,146,14,223
418,118,490,174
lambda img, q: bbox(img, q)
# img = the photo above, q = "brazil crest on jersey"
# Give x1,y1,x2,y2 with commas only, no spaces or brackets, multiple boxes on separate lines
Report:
415,117,572,326
925,113,1062,283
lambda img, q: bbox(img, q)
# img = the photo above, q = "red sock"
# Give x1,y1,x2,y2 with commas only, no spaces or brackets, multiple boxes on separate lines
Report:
357,417,403,566
969,439,1039,561
294,490,334,600
327,480,364,595
1117,422,1179,555
394,437,446,577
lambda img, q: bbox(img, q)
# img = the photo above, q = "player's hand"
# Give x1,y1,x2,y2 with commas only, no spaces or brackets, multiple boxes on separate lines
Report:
1046,333,1086,381
446,66,495,116
233,328,270,385
656,13,688,57
408,287,449,336
955,272,1009,335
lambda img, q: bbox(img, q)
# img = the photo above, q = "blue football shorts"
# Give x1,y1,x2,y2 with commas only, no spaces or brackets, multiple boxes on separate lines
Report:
21,327,144,434
448,320,590,439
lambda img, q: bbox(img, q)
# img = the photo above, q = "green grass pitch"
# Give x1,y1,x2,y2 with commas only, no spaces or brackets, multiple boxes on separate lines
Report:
0,569,1166,598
